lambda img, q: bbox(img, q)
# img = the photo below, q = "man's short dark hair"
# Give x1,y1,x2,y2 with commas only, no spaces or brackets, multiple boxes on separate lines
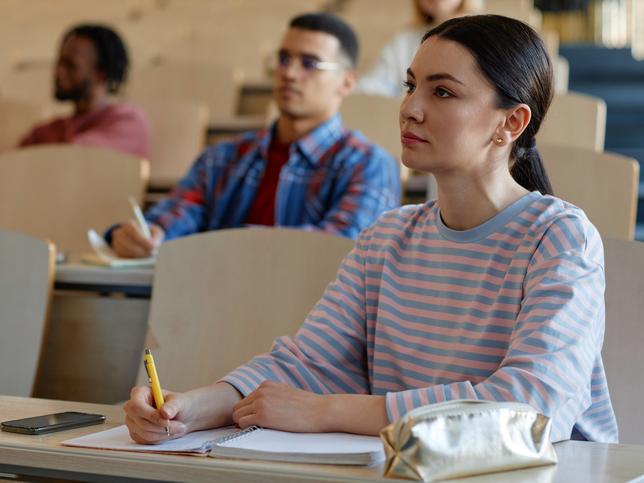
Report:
63,24,129,94
289,13,359,69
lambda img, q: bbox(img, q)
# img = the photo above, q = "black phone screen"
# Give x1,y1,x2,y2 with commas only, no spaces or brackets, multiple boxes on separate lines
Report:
1,411,105,434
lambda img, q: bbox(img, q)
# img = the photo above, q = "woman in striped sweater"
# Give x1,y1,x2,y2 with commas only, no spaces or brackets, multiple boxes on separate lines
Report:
124,15,618,444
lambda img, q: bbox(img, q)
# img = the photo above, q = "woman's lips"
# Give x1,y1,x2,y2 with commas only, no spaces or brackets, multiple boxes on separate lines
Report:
401,131,428,144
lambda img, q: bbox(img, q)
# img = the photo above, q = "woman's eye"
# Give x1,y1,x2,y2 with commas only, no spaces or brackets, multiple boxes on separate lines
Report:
435,87,452,98
402,81,415,94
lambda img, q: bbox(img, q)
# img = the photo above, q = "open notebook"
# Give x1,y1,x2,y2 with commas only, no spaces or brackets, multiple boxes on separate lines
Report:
63,425,236,455
209,426,385,465
63,425,385,466
81,229,155,268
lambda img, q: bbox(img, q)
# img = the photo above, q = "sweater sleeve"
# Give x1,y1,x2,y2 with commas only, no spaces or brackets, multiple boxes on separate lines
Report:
384,214,607,442
221,227,374,395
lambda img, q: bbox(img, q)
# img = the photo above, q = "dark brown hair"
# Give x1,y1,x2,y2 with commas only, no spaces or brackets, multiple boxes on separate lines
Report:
290,13,359,68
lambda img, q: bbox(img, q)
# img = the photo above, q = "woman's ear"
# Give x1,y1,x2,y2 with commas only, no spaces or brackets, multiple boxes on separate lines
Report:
497,103,532,144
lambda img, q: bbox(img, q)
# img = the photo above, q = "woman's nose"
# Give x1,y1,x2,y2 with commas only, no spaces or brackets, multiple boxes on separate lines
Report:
400,94,424,124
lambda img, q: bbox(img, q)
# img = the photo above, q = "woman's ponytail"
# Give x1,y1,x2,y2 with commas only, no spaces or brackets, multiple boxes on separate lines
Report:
510,138,554,195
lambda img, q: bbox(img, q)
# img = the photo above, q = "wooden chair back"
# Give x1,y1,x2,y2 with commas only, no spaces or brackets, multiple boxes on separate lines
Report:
341,93,406,180
0,229,55,396
0,145,149,255
126,61,241,125
602,238,644,444
0,98,47,152
554,56,569,94
538,91,607,151
133,97,209,188
140,228,355,392
539,145,639,240
541,28,560,60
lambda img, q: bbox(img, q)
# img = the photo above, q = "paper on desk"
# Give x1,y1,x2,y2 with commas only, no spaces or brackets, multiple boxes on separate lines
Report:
208,427,386,465
62,424,238,455
81,229,155,268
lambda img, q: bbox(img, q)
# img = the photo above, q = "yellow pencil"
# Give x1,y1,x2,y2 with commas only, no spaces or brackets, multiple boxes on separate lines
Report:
143,348,169,436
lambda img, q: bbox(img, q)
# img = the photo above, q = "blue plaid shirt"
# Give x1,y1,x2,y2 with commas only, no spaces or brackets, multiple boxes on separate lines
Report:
144,114,400,240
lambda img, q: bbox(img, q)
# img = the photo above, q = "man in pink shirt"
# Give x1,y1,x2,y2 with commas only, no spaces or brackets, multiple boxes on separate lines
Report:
19,24,150,159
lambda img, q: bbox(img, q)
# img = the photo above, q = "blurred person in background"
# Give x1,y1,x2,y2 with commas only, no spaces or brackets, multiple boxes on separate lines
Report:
357,0,481,97
19,24,150,158
107,13,400,257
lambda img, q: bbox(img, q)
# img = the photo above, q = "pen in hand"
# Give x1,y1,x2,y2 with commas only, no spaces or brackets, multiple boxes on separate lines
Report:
143,348,170,436
129,196,152,240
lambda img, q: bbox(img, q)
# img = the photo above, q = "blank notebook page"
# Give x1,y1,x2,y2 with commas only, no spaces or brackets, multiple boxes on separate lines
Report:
218,428,384,455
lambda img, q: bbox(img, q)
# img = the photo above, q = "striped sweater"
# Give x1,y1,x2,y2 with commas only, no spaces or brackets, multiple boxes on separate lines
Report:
223,192,619,442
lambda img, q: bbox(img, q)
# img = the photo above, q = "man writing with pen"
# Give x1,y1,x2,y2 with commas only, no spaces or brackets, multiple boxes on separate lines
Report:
105,13,400,256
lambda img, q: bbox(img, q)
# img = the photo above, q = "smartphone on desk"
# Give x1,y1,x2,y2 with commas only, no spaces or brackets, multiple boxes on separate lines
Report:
1,411,105,435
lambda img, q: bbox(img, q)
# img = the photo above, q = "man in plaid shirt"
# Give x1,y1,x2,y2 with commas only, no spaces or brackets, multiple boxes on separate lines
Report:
109,13,400,257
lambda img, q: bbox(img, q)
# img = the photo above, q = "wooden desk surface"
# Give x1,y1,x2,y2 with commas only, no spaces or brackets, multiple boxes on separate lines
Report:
1,396,644,483
0,397,387,482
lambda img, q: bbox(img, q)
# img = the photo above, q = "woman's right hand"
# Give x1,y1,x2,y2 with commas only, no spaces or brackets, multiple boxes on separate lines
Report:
123,386,193,444
123,382,242,444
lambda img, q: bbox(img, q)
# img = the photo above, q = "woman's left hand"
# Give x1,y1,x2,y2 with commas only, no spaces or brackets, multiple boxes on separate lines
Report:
231,381,330,432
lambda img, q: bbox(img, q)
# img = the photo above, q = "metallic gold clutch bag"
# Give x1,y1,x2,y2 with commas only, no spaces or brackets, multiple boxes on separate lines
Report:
380,400,557,481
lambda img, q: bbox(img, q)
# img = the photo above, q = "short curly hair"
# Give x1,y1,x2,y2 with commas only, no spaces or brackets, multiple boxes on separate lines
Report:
63,24,129,94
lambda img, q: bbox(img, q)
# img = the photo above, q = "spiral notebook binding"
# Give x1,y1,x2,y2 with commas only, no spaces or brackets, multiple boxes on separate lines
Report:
201,426,261,452
210,426,261,448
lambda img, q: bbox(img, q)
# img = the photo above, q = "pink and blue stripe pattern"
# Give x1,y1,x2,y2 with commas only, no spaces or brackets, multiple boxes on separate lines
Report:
223,192,618,443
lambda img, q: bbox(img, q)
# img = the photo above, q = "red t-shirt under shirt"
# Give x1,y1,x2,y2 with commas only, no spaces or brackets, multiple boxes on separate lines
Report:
245,138,291,226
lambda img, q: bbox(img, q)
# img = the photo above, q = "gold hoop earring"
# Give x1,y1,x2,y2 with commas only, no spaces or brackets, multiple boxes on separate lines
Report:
495,137,503,145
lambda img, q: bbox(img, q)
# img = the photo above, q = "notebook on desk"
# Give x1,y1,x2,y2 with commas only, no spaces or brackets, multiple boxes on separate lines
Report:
208,426,385,466
62,425,236,455
81,229,155,268
63,424,385,466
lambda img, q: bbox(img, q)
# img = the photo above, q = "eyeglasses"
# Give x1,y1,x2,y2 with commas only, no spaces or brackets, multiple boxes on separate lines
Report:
271,51,346,74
